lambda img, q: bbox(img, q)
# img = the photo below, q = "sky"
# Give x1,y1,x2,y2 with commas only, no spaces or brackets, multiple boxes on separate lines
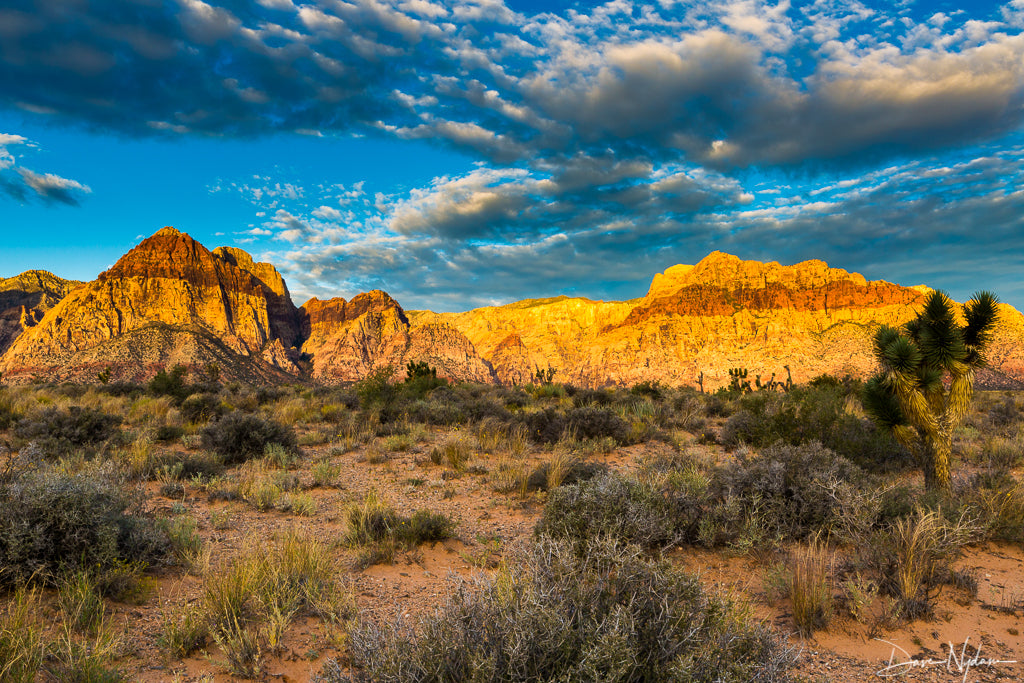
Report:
1,0,1023,312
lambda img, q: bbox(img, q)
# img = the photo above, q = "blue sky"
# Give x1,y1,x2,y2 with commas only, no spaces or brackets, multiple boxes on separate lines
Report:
2,0,1023,312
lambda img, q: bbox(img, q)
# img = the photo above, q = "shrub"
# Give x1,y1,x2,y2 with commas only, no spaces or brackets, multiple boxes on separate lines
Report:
0,471,170,586
344,492,456,563
355,367,397,412
13,407,122,458
401,361,448,400
148,364,190,402
328,537,795,682
718,386,912,471
537,472,679,549
153,424,185,442
712,441,865,541
179,393,224,424
202,413,297,465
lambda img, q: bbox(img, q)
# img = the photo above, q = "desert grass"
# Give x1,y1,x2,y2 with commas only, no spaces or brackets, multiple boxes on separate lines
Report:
788,538,834,637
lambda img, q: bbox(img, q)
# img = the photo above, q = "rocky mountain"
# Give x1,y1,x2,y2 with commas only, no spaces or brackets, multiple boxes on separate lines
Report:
0,270,83,357
2,230,1022,389
0,227,303,383
299,292,495,385
410,251,1024,389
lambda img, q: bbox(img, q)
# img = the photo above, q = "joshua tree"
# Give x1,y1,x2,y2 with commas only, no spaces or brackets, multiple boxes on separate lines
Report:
862,290,999,493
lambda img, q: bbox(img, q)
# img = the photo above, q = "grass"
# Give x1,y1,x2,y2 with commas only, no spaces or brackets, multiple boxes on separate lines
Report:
788,539,834,637
343,491,457,567
0,588,46,682
202,529,352,676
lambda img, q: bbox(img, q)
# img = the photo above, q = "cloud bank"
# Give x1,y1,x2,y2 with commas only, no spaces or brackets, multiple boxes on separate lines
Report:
4,0,1024,308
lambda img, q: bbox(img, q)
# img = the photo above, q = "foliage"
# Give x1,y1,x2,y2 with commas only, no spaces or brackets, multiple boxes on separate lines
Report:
148,364,190,403
402,361,448,399
179,392,224,424
326,537,795,683
202,412,297,465
862,290,999,491
0,470,170,586
13,407,122,458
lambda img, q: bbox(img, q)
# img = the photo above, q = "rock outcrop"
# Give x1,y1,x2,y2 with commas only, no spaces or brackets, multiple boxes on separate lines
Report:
299,291,496,384
0,227,303,383
0,270,82,357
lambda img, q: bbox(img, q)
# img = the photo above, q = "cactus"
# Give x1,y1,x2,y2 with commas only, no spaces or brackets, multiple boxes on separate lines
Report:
728,367,751,394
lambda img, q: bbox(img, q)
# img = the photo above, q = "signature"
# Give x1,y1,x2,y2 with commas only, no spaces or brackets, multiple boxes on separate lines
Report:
876,637,1017,682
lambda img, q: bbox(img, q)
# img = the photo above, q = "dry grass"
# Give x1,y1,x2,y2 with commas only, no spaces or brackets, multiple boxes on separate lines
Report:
788,538,834,637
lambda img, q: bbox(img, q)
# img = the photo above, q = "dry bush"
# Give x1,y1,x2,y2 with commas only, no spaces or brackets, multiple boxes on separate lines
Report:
323,537,796,683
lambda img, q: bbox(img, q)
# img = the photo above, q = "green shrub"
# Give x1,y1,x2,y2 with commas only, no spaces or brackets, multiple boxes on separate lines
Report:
148,364,190,402
179,393,224,424
401,361,448,400
718,386,911,470
328,537,795,682
153,424,185,442
344,492,456,562
13,407,122,457
405,510,456,543
202,413,297,465
0,471,170,586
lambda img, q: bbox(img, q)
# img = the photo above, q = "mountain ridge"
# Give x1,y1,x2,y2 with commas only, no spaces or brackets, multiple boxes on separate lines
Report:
2,227,1022,389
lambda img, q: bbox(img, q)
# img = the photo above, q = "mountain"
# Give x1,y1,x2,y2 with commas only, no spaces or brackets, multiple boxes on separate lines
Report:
410,251,1024,389
0,270,83,357
0,227,304,383
299,291,496,385
1,229,1022,389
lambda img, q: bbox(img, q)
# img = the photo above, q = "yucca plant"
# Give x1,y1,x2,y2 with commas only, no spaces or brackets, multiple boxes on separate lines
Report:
862,290,999,492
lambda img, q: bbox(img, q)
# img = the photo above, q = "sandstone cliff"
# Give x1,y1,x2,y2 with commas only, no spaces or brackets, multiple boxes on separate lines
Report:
0,227,303,383
0,270,82,357
299,291,496,385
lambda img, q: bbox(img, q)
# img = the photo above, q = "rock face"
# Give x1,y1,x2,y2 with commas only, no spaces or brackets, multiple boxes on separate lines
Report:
413,252,1024,389
0,271,82,357
0,227,303,383
299,291,496,385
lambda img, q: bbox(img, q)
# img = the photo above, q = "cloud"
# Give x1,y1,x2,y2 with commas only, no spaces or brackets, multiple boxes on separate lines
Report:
16,169,92,206
0,134,91,205
5,1,1024,309
1,0,1021,171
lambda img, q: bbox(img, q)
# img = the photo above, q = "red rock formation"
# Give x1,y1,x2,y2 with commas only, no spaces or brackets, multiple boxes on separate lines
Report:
299,291,495,384
0,227,302,382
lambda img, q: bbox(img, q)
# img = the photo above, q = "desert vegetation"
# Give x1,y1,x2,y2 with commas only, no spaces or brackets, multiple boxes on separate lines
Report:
0,363,1021,680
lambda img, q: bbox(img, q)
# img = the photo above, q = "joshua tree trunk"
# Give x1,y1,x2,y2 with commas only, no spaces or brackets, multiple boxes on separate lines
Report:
921,436,952,494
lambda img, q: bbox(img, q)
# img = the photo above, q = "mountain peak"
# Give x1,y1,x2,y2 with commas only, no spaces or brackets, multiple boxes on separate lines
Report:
647,252,871,299
154,226,182,237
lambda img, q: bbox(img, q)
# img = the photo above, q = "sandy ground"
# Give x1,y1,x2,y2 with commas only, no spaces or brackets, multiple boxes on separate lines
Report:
13,425,1024,682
